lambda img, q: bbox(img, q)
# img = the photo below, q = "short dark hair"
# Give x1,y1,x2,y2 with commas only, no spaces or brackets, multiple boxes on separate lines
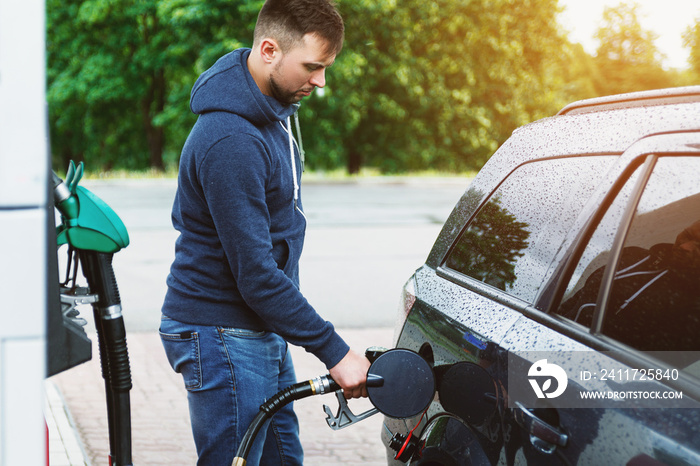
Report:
253,0,344,55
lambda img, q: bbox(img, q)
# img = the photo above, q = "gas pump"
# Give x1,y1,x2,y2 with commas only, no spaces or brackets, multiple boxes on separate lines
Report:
0,0,52,464
51,161,133,466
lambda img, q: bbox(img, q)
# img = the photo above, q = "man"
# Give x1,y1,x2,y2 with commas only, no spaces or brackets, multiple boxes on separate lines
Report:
159,1,370,464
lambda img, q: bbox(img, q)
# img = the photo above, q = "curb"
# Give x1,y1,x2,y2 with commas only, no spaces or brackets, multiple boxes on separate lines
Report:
46,381,90,466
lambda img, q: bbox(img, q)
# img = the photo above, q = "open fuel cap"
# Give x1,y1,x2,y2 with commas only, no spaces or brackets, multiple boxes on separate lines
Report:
366,348,435,419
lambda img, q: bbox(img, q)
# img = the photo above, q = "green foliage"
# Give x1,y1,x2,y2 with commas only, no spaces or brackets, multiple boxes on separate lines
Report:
301,0,582,173
47,0,258,171
593,2,674,95
683,18,700,82
47,0,687,175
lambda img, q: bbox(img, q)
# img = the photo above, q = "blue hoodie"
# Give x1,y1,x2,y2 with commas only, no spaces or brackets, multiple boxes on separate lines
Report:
163,48,349,369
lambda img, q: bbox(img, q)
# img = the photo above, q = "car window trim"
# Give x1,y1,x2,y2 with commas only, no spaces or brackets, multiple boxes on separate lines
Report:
439,270,700,401
547,310,700,399
543,155,650,316
439,153,623,269
436,265,531,313
590,155,657,334
537,132,700,311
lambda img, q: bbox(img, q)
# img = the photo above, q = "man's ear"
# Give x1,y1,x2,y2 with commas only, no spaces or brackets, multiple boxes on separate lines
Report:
259,38,279,64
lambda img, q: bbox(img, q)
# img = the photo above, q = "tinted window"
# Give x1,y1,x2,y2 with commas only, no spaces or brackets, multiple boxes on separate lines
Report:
602,156,700,352
557,166,643,322
557,156,700,353
444,157,614,303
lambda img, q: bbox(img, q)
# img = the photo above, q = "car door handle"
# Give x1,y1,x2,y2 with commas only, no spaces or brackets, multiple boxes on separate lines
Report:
513,402,568,454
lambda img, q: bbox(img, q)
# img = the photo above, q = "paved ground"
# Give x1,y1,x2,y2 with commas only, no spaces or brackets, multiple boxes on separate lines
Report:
45,177,469,464
50,327,395,465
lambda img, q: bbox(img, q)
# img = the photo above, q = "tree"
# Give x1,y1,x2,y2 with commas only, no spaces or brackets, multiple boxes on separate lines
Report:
48,0,601,175
683,17,700,81
592,2,672,96
301,0,580,174
47,0,260,172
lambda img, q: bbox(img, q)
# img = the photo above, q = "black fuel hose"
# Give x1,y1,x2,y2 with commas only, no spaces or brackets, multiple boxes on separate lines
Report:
81,250,133,466
232,375,340,465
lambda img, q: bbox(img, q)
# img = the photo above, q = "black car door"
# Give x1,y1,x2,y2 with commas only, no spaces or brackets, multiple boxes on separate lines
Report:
505,133,700,465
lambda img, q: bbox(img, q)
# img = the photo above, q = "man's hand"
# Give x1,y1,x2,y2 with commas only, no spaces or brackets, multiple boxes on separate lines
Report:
328,349,371,399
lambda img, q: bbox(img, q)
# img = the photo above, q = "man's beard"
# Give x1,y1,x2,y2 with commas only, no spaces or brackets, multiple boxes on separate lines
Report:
269,75,302,106
268,61,310,105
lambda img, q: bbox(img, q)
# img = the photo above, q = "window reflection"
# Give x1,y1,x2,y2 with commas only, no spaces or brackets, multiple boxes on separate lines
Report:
445,195,530,290
444,157,614,302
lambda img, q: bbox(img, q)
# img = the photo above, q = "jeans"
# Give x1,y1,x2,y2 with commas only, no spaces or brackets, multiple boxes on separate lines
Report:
159,315,303,465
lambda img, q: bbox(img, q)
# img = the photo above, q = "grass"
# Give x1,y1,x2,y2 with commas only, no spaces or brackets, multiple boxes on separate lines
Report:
80,166,477,181
80,167,180,180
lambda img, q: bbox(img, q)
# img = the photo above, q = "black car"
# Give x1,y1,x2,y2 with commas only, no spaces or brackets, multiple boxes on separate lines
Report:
383,86,700,465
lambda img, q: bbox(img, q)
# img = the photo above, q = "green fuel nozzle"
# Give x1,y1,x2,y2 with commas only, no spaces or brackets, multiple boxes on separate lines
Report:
52,161,129,253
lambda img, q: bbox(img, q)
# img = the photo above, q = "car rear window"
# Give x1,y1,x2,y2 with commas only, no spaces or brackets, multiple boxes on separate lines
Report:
443,156,615,303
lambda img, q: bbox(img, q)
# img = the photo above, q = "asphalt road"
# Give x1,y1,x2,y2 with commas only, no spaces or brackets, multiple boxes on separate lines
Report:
74,176,470,333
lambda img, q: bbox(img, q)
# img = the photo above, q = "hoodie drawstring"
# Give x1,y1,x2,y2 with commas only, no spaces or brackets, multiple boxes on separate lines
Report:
293,112,305,172
284,115,307,221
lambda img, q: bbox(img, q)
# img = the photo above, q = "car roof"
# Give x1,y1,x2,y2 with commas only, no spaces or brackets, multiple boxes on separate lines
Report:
426,87,700,268
481,86,700,182
557,85,700,116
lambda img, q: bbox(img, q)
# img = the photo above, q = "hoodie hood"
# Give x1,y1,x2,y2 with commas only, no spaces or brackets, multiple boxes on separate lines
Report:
190,48,298,126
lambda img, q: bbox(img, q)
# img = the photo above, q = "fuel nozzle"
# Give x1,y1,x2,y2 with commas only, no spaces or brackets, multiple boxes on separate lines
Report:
234,347,438,464
365,346,389,363
51,161,130,253
51,170,79,220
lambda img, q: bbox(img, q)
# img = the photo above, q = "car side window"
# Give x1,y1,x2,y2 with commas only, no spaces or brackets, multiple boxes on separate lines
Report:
556,166,643,323
602,156,700,352
443,156,614,303
558,156,700,353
